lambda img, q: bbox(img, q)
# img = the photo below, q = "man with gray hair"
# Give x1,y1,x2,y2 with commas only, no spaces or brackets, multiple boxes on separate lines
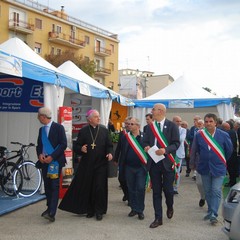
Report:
121,117,147,220
59,109,113,221
36,107,67,222
143,103,180,228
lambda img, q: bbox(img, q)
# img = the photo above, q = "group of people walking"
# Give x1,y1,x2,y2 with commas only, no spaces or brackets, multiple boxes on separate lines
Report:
35,104,239,228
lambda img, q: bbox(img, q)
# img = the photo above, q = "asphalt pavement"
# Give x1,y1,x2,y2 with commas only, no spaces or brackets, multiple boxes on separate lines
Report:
0,167,229,240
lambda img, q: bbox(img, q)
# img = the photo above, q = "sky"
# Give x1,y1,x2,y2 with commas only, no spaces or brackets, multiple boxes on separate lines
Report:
40,0,240,97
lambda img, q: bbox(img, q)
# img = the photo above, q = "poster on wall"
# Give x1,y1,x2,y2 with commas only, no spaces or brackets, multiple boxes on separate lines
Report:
71,95,92,134
0,75,43,112
59,106,73,195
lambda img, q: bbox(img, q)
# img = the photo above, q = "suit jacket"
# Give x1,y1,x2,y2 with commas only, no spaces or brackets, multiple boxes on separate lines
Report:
194,128,233,177
143,119,180,171
36,121,67,168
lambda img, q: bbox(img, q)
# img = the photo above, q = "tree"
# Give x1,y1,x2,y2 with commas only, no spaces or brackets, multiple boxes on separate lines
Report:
45,50,96,77
231,95,240,115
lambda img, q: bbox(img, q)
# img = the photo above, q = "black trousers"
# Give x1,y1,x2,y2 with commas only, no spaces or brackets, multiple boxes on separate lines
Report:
227,152,238,186
149,161,175,220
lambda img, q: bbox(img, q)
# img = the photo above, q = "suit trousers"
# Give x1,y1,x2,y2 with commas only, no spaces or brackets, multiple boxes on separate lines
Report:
149,161,175,220
42,164,62,217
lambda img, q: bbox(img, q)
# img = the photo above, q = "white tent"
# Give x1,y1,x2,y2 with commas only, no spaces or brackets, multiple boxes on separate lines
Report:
58,61,112,127
0,38,134,152
0,38,81,159
132,76,234,128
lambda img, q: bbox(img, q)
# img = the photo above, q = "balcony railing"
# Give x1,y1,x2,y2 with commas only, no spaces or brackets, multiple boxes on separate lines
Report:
48,32,85,49
95,67,111,76
10,0,118,40
8,19,34,34
95,47,111,57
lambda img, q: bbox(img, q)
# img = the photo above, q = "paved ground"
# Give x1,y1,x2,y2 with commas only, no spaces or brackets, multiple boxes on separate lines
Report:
0,168,229,240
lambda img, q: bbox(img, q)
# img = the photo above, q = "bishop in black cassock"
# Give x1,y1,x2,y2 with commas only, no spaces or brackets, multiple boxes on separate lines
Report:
59,110,113,220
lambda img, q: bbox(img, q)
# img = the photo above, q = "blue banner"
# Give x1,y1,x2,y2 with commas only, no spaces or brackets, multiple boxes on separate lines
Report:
0,76,43,112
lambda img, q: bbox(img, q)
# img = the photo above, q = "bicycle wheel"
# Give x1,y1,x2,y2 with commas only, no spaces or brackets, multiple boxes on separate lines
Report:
17,161,42,197
0,162,23,196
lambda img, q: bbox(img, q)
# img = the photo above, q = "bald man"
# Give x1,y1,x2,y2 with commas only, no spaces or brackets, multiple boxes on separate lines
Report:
143,103,180,228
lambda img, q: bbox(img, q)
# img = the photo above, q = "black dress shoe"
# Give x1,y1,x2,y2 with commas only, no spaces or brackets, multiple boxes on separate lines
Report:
44,213,55,222
199,199,205,207
96,214,103,221
41,209,49,217
174,190,179,195
128,210,137,217
149,219,163,228
167,208,174,219
86,213,94,218
138,213,144,220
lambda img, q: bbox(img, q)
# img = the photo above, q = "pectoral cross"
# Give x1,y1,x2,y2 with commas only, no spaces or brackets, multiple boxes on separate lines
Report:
91,142,96,149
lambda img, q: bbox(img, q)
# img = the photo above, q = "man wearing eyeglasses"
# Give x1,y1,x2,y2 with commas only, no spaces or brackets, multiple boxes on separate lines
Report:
119,117,147,220
143,103,180,228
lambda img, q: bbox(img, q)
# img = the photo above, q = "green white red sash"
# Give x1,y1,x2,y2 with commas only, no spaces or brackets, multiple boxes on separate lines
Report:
125,132,148,165
123,129,127,135
184,139,190,158
199,128,226,166
150,121,179,177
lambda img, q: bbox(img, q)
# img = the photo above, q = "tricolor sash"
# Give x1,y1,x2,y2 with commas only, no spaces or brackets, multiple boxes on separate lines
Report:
150,121,179,177
42,127,60,179
199,128,226,166
184,139,190,158
125,132,148,165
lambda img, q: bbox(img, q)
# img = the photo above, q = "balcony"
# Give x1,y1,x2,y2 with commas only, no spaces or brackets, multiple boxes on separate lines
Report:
48,32,85,49
8,19,34,34
95,67,111,76
95,47,111,57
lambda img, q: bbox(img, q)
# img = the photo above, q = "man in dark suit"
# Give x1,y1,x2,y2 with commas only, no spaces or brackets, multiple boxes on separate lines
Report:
114,116,132,202
143,113,153,133
36,107,67,222
222,122,238,187
143,103,180,228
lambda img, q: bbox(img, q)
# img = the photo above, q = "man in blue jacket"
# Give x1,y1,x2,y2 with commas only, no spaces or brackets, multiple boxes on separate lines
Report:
192,113,233,225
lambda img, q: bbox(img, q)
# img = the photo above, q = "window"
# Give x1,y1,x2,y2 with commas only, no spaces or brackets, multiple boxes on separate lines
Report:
57,49,61,55
34,42,42,54
51,47,54,55
109,63,114,71
110,44,114,53
13,12,20,26
85,35,90,45
35,18,42,29
56,25,62,34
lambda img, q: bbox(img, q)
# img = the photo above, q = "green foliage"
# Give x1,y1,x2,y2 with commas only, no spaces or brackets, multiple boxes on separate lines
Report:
109,131,120,143
232,95,240,114
45,50,96,77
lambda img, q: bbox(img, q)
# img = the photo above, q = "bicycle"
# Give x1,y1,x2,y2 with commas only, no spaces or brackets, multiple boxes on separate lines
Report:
0,146,23,196
6,142,42,198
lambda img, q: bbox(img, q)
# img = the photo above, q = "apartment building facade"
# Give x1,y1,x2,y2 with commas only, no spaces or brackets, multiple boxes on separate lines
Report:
0,0,119,91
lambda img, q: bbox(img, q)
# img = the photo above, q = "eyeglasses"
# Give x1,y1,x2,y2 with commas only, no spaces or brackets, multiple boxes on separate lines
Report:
129,123,137,126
